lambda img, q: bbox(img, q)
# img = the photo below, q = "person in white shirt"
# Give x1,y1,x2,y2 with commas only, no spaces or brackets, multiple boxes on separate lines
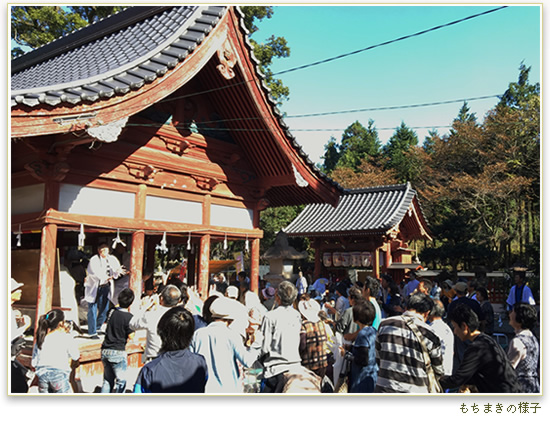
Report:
428,300,454,375
129,284,181,363
84,243,126,338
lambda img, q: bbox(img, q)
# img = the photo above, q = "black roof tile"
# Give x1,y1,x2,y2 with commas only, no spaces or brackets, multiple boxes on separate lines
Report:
284,183,425,236
11,6,225,107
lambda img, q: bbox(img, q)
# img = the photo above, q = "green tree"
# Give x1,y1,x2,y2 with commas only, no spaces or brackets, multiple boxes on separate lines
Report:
336,120,382,171
240,6,290,104
321,136,341,173
383,122,419,182
11,6,125,58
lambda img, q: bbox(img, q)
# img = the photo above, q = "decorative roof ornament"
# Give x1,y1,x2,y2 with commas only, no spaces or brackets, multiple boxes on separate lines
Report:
292,164,309,188
86,116,128,143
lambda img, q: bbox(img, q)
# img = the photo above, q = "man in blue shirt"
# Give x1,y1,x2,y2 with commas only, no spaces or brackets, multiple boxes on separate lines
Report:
506,271,535,311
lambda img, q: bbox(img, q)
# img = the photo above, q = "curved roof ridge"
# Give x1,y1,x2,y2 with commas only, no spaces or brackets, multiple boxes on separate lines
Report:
345,182,409,194
11,7,167,73
233,6,344,195
382,182,416,229
11,6,227,107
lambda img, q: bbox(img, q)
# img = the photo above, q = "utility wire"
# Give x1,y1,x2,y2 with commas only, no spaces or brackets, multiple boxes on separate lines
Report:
273,6,509,76
155,6,507,107
285,95,501,118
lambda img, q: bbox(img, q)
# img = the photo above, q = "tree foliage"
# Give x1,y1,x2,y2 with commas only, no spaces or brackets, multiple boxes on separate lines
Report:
11,6,125,58
240,6,290,104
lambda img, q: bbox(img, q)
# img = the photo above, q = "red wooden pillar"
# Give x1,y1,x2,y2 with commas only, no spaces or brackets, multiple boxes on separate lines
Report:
129,231,145,310
384,243,392,274
250,237,260,293
373,247,380,279
198,234,211,298
314,240,322,280
129,184,146,310
35,223,58,339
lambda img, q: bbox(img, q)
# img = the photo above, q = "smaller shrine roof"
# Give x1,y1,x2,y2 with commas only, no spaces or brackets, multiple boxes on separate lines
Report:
284,183,431,240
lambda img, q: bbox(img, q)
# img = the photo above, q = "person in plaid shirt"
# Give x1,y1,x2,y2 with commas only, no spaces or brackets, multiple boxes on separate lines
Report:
298,298,328,379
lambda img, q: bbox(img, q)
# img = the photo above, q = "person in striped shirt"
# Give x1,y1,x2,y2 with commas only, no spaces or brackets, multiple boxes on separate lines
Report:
374,294,443,393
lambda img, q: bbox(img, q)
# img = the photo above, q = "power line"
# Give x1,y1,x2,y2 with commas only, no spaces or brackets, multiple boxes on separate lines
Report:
285,95,501,119
154,6,507,108
273,6,509,76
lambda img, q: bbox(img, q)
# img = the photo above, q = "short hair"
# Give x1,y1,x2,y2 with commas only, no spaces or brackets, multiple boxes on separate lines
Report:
352,301,375,326
157,307,195,352
97,243,109,251
160,284,182,307
513,303,538,330
278,280,298,306
348,286,362,301
118,288,135,308
467,280,478,290
476,287,488,302
238,271,247,279
419,279,433,294
407,294,434,314
430,300,446,318
365,276,380,297
448,303,479,332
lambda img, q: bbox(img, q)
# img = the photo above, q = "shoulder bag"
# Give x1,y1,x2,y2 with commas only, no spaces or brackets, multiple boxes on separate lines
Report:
403,316,442,393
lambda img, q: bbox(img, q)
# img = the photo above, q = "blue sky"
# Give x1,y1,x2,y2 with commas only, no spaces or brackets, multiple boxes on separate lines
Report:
252,4,541,165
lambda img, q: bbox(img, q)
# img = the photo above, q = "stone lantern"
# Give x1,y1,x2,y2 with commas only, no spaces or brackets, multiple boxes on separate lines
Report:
262,231,307,287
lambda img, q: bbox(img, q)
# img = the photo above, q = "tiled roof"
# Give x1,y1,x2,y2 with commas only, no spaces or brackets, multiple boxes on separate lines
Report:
11,6,226,107
284,183,425,236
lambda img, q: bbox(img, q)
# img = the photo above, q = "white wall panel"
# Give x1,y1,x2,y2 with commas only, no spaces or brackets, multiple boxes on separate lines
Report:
145,195,202,224
59,184,135,218
211,204,253,229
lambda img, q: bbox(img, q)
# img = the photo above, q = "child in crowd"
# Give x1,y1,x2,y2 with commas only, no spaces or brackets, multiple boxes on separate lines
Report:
134,307,207,393
348,301,378,393
101,288,135,393
32,309,80,393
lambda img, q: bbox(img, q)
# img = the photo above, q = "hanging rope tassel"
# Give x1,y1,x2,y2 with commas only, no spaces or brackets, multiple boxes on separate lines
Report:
78,224,86,248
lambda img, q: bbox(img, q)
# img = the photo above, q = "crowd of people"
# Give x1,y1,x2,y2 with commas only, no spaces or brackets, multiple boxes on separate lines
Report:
10,244,540,394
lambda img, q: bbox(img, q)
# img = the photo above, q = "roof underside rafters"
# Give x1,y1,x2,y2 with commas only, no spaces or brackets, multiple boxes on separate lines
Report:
10,6,342,208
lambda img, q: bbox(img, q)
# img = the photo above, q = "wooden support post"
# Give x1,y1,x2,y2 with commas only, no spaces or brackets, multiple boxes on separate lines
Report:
250,238,260,293
130,184,147,310
35,223,58,339
198,234,211,298
373,247,380,279
129,231,145,311
314,241,322,280
384,243,392,273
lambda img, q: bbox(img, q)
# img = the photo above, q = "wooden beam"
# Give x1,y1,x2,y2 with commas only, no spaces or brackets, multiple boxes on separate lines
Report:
44,209,263,238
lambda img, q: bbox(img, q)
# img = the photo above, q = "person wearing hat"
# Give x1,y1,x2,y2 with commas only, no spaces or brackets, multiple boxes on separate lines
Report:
261,285,277,311
11,278,31,340
191,296,260,393
84,243,127,339
298,298,328,379
506,270,535,311
259,281,302,392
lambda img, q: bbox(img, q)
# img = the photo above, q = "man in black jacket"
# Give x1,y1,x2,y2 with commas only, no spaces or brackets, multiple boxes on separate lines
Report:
440,303,519,393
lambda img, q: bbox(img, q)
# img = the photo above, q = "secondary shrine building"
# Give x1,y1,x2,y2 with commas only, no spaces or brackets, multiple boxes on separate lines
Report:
10,6,343,325
284,183,432,284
